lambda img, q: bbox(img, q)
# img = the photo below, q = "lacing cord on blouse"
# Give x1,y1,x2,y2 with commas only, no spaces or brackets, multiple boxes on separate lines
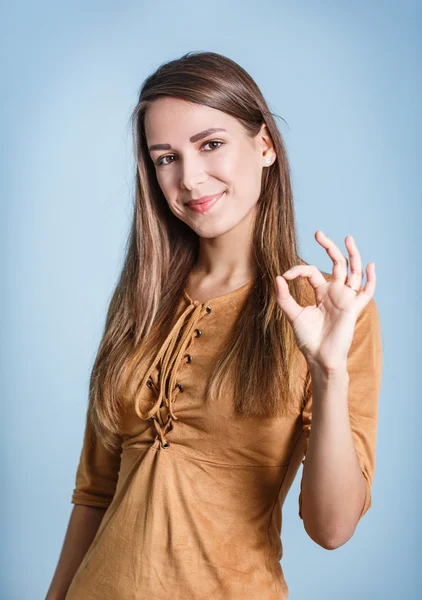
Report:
134,300,211,448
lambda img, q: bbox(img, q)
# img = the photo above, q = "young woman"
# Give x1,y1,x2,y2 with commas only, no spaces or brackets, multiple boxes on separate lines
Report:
46,51,382,600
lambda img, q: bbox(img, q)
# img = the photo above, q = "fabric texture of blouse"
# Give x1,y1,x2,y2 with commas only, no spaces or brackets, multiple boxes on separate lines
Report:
65,276,383,600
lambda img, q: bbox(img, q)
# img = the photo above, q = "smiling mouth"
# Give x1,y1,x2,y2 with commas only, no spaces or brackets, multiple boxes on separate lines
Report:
185,191,225,213
186,191,225,207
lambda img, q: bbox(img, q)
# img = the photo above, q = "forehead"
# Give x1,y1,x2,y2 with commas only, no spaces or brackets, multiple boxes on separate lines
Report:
144,97,239,142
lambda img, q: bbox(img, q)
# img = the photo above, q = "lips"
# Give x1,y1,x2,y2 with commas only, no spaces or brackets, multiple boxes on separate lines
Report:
186,192,225,207
186,191,225,214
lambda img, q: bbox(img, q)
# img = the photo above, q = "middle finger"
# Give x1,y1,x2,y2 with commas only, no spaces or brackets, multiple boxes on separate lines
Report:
315,230,348,282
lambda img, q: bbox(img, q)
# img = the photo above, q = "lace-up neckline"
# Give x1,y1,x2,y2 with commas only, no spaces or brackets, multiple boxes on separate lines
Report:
133,278,254,449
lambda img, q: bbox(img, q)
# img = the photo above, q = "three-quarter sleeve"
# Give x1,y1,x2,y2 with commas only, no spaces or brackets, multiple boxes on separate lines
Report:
298,296,383,522
71,403,122,509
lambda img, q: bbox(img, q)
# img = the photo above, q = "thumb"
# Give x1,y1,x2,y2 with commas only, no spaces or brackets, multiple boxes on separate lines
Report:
275,275,303,323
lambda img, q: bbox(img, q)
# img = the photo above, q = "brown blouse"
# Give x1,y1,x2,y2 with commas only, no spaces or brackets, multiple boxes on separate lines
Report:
65,277,382,599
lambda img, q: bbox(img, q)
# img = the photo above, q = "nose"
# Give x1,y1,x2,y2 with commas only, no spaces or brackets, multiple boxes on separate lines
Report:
179,154,207,191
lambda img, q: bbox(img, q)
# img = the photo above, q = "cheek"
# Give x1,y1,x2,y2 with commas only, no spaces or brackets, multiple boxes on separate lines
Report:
155,174,180,208
226,152,262,200
155,170,173,193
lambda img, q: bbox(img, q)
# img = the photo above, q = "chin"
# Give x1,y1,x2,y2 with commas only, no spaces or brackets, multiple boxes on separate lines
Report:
190,224,227,239
191,217,241,239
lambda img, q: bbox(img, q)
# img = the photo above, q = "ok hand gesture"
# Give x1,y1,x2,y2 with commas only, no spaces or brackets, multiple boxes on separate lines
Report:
275,230,376,372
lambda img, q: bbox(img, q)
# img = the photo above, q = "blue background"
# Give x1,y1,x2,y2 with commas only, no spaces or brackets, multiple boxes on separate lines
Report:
2,1,420,598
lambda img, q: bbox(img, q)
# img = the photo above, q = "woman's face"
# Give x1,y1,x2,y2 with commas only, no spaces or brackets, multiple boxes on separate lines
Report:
144,97,274,238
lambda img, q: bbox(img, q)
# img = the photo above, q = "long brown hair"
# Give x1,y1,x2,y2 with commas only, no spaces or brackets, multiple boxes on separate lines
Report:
89,51,312,453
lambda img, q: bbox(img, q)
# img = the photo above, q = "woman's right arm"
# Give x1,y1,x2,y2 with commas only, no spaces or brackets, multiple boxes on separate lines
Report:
46,400,122,599
45,504,106,600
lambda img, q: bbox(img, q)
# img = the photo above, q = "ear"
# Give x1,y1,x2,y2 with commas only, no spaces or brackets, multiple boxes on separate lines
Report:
257,123,276,161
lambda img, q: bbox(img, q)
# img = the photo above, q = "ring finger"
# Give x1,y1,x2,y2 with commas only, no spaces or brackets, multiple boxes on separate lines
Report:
344,235,363,291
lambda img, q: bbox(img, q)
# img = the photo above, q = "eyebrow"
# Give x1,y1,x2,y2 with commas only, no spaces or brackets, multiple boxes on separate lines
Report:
148,128,228,152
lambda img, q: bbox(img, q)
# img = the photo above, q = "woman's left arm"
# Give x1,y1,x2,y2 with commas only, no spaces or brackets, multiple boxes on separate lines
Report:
300,364,366,549
275,230,383,549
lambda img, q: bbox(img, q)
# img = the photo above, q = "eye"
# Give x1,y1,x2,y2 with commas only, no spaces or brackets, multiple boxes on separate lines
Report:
155,140,224,167
203,140,224,152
